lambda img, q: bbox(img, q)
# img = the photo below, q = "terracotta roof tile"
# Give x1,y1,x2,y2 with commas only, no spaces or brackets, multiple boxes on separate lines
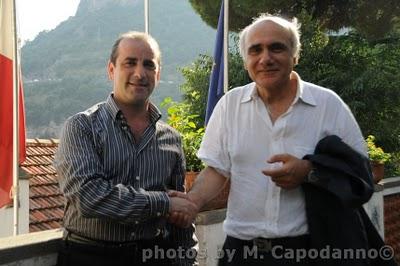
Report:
22,139,64,233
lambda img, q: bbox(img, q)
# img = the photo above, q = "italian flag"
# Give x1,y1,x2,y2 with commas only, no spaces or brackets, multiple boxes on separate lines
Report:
0,0,26,208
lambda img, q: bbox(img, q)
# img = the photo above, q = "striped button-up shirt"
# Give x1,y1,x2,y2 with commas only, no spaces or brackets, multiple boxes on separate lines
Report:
55,94,195,249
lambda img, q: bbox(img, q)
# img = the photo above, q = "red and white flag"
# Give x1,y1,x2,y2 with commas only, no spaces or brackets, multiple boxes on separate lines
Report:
0,0,26,208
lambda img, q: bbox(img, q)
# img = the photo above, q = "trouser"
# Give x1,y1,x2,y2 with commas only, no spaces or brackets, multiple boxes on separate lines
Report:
56,231,193,266
218,234,315,266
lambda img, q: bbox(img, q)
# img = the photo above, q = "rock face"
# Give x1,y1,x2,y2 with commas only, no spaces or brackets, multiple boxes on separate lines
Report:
76,0,138,16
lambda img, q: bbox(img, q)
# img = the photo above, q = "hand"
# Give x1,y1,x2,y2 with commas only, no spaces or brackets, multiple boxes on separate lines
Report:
167,190,199,228
261,154,312,189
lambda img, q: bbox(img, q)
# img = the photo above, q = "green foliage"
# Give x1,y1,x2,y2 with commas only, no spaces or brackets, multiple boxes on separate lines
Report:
297,19,400,153
179,36,251,127
366,135,391,164
302,15,400,174
296,13,400,171
179,55,213,127
161,96,205,172
189,0,400,39
385,152,400,177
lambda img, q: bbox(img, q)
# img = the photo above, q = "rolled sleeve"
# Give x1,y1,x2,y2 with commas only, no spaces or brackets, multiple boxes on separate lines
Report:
197,97,231,177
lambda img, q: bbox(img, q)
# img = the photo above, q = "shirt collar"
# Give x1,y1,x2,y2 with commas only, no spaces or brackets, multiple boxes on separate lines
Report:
293,72,316,106
240,83,259,103
240,72,317,107
105,93,162,124
148,102,162,124
106,94,120,120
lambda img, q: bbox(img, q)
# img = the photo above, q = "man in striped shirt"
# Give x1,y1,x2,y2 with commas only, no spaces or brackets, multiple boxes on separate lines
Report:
55,31,198,266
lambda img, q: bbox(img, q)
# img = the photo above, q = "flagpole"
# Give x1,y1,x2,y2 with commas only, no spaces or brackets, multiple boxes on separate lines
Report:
12,0,20,236
144,0,149,34
223,0,229,93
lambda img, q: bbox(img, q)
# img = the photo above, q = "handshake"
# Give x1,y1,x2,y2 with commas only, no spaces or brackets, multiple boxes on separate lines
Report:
167,190,200,228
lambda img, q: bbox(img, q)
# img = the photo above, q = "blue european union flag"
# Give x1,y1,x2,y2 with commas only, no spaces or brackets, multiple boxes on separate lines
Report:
205,0,225,125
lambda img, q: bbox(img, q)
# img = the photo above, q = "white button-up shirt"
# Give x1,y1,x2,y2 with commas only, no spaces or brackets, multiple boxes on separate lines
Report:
197,73,366,240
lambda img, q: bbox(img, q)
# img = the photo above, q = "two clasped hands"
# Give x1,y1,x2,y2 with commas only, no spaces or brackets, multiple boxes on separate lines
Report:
166,153,312,228
167,190,200,228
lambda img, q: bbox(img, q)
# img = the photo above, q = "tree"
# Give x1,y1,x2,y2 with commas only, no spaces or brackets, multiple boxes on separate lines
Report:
297,16,400,152
189,0,400,40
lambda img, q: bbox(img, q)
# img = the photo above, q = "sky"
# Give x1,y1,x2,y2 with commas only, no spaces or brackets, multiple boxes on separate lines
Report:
17,0,80,44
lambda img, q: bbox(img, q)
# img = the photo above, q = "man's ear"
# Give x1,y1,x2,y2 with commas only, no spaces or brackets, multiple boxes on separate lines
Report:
107,60,114,80
156,66,161,84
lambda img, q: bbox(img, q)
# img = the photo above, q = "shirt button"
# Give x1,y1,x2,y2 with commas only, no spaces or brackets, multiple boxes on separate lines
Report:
135,221,139,225
131,232,135,238
156,212,161,217
135,176,140,180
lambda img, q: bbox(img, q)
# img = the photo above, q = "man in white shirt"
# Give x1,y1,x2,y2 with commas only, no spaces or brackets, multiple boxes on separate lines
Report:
170,14,366,265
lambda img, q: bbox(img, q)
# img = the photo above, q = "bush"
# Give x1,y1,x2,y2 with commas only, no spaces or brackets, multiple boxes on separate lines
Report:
386,152,400,178
298,30,400,153
366,135,391,164
179,36,251,127
161,96,205,172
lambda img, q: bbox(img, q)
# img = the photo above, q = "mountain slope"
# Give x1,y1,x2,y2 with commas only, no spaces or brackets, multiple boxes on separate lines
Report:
22,0,215,137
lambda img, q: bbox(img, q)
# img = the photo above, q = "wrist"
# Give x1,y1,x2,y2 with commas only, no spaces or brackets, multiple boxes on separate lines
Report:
187,191,204,210
304,162,318,183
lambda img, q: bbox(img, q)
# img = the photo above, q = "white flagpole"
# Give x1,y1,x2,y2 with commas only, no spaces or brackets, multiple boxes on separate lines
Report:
12,0,20,236
144,0,149,34
223,0,229,93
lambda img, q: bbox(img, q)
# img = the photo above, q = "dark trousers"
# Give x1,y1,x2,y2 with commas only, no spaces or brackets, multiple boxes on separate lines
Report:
218,235,315,266
57,232,192,266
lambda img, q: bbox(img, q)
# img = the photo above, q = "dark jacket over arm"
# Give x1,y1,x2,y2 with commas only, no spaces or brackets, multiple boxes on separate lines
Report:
303,135,396,266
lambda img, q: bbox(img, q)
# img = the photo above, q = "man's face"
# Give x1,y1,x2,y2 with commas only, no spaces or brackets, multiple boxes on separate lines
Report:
244,21,296,91
108,38,160,106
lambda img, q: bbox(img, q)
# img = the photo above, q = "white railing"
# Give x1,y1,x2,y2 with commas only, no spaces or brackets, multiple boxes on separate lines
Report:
0,228,62,266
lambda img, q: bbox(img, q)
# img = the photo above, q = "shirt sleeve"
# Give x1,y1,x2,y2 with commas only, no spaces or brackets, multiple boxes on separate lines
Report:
169,137,186,192
54,114,170,225
197,97,231,177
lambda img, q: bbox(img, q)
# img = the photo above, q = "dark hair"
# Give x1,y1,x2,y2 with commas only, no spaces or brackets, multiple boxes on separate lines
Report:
109,31,161,65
